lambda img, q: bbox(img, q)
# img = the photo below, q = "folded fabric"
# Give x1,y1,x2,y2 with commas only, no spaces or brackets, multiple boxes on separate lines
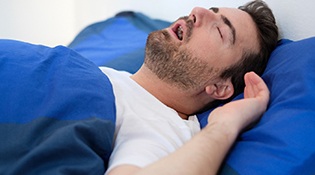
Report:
0,39,116,175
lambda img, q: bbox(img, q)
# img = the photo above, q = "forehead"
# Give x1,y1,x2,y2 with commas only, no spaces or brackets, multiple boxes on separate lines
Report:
218,7,259,53
218,7,253,26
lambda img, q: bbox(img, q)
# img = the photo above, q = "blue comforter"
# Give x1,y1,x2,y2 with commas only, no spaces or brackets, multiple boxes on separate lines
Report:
0,40,116,174
0,11,171,175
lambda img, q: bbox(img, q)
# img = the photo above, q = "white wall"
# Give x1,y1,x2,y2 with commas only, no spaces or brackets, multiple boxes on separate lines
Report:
1,0,315,46
72,0,250,45
74,0,315,41
0,0,76,46
265,0,315,40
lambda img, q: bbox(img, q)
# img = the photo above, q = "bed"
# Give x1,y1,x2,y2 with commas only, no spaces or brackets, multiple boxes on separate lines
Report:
1,2,315,175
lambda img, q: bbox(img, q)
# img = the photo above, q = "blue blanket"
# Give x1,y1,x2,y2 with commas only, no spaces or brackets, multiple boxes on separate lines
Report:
0,40,116,174
0,11,171,175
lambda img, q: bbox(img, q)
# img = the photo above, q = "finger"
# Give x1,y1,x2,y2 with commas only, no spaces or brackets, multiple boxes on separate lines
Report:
244,72,256,98
246,72,268,90
244,72,269,99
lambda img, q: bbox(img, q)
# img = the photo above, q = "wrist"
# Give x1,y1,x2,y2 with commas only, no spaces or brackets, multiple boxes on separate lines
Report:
203,121,240,146
208,108,245,134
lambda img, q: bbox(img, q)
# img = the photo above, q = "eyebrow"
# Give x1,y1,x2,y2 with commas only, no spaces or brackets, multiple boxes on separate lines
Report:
221,15,236,45
209,7,219,13
209,7,236,45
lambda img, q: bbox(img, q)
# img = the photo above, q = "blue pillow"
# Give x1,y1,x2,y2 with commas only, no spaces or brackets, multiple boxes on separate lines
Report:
68,11,171,74
200,37,315,174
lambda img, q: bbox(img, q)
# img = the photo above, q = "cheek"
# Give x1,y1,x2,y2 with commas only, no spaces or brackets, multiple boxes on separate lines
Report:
185,39,220,66
186,31,222,57
184,29,241,68
185,44,239,73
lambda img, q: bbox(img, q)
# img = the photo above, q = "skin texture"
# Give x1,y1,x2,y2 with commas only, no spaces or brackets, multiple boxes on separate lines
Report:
107,6,265,175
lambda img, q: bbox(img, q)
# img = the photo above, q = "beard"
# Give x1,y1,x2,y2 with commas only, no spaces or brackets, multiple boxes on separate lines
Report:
144,17,218,91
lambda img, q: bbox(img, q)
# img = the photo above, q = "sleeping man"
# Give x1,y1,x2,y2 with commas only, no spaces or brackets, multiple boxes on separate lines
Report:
103,0,278,174
0,0,278,174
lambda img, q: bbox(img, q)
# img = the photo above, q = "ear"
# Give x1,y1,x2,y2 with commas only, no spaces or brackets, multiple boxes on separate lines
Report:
205,80,234,100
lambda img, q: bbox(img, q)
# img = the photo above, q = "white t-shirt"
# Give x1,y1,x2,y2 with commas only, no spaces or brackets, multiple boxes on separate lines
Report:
100,67,200,174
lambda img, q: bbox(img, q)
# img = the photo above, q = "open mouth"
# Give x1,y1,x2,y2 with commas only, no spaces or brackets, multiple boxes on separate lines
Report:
172,24,184,41
176,26,183,40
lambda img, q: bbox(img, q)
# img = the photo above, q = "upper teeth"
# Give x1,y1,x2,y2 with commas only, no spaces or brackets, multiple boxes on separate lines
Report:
177,26,183,40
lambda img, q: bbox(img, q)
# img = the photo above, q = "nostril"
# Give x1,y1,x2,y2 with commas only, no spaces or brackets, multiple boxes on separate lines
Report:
190,7,204,27
193,15,196,23
190,14,196,23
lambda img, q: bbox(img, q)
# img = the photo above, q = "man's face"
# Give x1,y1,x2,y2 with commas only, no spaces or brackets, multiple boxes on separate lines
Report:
144,7,259,91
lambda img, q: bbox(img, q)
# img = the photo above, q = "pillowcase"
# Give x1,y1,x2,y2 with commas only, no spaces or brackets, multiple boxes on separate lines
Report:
68,11,171,74
199,37,315,174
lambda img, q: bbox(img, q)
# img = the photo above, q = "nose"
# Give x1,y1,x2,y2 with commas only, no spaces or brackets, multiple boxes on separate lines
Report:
189,7,219,27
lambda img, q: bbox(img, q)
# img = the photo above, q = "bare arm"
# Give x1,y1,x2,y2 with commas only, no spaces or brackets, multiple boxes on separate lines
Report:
108,72,269,175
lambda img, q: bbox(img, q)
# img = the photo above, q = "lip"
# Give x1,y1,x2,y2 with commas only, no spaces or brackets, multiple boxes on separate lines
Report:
169,20,187,42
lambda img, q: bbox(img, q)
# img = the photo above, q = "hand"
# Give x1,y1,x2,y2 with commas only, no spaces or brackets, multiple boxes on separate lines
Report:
207,72,269,132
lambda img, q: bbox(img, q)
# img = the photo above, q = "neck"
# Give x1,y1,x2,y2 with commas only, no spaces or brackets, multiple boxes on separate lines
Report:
131,65,211,120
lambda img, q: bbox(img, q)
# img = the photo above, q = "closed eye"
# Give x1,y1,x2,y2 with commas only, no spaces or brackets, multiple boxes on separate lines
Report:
217,27,223,39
